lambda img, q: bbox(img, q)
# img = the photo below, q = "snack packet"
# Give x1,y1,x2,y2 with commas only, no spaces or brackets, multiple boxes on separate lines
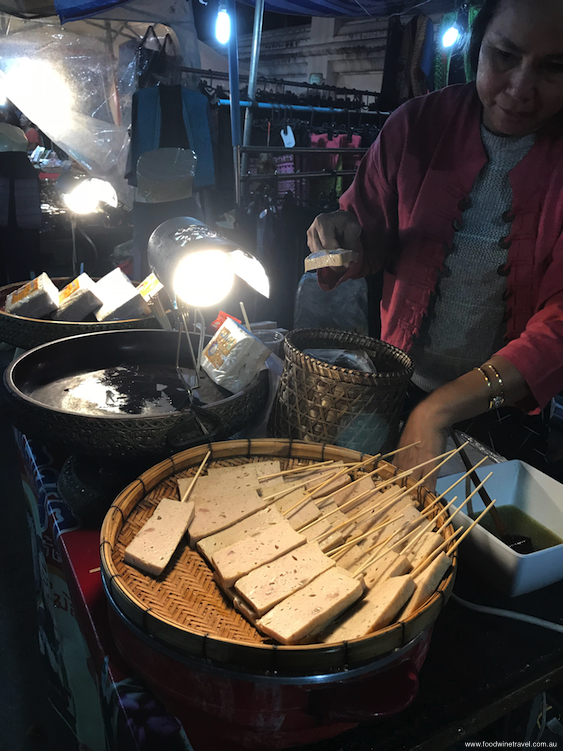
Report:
202,318,270,393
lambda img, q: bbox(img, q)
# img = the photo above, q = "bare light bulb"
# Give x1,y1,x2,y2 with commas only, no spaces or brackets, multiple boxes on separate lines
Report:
173,249,234,307
442,26,460,48
215,7,231,44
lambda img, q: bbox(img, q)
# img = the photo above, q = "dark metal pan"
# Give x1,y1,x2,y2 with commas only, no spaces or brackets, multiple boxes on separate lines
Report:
3,329,269,459
0,278,160,350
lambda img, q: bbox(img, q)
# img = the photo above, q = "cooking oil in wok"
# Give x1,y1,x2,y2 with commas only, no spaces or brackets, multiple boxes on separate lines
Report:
470,505,563,551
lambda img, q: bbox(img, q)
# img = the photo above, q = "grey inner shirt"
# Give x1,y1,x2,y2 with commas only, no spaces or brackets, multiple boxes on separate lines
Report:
409,125,535,394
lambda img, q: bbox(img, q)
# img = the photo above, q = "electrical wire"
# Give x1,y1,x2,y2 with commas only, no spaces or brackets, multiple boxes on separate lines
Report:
451,593,563,634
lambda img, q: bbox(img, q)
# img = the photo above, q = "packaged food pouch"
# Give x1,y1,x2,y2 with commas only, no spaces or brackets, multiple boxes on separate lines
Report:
53,272,102,321
5,273,59,318
202,318,270,393
94,267,151,322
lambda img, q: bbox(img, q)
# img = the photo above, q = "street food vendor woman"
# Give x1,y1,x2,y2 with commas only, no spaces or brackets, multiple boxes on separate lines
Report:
307,0,563,483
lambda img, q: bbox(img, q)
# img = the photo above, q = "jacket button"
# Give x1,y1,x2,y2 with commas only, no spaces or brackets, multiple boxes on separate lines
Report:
453,218,463,231
498,236,512,250
497,263,510,276
458,197,471,211
502,209,515,223
502,287,512,301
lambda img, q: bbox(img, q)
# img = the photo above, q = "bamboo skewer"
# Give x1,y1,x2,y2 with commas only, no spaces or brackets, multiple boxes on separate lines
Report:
258,460,339,481
261,441,422,512
412,526,464,576
354,469,494,577
284,442,464,519
297,456,437,537
279,453,379,515
180,451,211,502
419,457,488,518
402,472,493,556
410,499,498,579
325,512,404,556
375,442,470,511
352,494,461,577
297,480,400,535
312,486,404,538
308,485,406,542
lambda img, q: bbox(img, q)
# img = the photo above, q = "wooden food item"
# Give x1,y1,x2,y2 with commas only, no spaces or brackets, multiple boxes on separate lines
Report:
321,575,415,643
124,498,195,576
211,520,306,588
234,542,335,616
256,567,363,645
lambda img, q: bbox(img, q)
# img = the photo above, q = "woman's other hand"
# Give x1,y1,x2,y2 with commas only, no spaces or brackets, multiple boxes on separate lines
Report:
394,355,531,491
395,404,449,492
307,210,362,254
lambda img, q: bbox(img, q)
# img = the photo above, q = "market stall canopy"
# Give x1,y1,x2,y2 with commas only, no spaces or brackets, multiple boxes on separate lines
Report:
237,0,458,15
0,0,461,20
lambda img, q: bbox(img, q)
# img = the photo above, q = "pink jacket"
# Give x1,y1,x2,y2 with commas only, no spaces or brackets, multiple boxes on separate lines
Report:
320,83,563,410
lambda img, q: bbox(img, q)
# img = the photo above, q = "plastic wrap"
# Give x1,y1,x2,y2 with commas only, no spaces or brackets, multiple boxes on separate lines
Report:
293,272,369,334
302,348,376,373
5,272,60,317
0,3,200,206
136,148,196,203
202,318,271,394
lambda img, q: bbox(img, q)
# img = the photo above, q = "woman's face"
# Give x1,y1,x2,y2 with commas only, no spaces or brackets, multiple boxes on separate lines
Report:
476,0,563,135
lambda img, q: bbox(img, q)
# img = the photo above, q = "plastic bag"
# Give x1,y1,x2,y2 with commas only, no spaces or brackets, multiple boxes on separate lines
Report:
136,27,180,89
293,272,369,334
303,348,377,373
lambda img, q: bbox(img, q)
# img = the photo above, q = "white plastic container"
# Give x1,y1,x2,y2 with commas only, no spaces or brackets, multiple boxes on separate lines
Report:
435,460,563,597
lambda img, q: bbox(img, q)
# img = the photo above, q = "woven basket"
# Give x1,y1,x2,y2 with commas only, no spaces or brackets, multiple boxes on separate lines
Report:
100,438,457,679
271,329,414,454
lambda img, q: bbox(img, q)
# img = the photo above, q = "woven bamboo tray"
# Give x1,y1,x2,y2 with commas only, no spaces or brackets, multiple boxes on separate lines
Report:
100,438,457,678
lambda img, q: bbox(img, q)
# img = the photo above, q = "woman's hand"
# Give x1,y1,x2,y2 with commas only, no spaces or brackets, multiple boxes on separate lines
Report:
394,356,531,491
307,210,362,254
395,402,449,492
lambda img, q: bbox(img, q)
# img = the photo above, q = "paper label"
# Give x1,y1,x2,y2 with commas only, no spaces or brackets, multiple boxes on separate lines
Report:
59,278,81,303
136,272,163,301
10,278,38,304
203,326,238,369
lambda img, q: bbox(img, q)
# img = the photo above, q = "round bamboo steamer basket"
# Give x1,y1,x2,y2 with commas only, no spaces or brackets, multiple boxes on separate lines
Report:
100,438,458,678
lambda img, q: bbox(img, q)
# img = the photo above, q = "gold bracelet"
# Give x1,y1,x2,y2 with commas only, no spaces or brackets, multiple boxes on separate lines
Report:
484,363,505,409
474,366,504,411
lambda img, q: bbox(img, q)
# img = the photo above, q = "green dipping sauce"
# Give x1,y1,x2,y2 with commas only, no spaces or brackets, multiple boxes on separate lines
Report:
469,505,563,551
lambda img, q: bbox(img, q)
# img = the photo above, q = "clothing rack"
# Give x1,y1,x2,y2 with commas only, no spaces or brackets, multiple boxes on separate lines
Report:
217,99,387,116
235,144,368,205
179,65,386,112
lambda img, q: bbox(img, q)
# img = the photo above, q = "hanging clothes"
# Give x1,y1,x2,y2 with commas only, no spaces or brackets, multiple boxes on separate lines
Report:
0,150,41,285
398,15,434,103
380,15,405,111
125,85,215,190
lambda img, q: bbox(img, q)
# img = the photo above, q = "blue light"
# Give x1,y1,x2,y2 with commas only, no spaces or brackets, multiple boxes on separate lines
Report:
442,26,460,48
215,7,231,44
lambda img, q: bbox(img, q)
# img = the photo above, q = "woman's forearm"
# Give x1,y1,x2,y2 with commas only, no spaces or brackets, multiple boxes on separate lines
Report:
416,355,530,430
394,356,531,487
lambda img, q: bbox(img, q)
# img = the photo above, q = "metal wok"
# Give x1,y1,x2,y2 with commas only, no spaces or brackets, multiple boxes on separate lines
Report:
0,278,160,350
3,329,269,460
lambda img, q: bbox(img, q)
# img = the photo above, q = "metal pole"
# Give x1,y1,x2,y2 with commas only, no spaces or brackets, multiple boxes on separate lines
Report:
241,0,265,186
227,0,242,201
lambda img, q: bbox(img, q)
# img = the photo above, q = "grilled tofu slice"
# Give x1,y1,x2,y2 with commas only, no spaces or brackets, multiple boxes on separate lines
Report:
321,575,415,642
256,567,363,645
